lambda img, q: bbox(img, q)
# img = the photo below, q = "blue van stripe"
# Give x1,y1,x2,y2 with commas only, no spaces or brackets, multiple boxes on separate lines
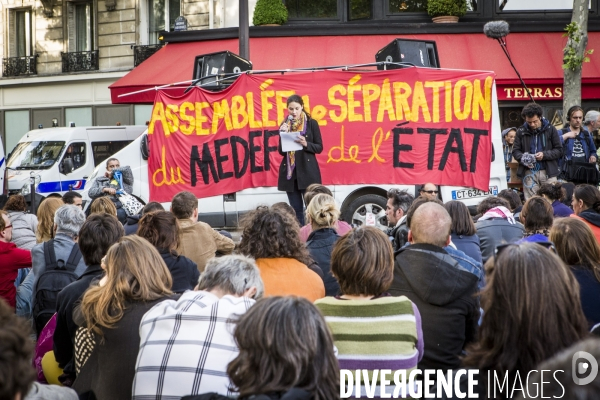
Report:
37,180,86,194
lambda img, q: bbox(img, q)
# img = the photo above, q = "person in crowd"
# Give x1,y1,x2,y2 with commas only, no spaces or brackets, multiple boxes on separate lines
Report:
90,196,117,217
462,243,589,398
305,194,341,296
87,157,134,223
0,210,32,308
0,298,78,400
315,226,424,397
278,94,323,226
561,181,576,208
132,255,263,399
497,188,523,215
170,191,235,272
520,196,554,239
62,191,83,208
391,202,479,370
571,184,600,243
502,127,517,181
475,196,525,262
537,182,573,217
444,200,482,265
137,210,199,293
550,218,600,328
3,195,38,250
36,197,63,243
559,105,597,171
123,201,164,236
584,109,600,135
238,206,325,302
72,236,175,400
53,213,124,386
299,184,352,241
386,188,414,252
271,202,300,227
512,102,563,199
419,182,439,200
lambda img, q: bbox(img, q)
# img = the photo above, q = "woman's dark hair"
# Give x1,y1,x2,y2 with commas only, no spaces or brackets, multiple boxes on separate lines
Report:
3,195,28,212
78,214,124,266
463,243,588,378
444,201,476,236
497,189,522,211
520,196,554,232
537,182,565,202
238,206,311,265
476,196,510,215
573,184,600,213
286,94,311,118
228,296,339,400
521,102,544,119
142,201,165,215
561,182,575,209
550,218,600,282
331,227,393,296
137,211,180,252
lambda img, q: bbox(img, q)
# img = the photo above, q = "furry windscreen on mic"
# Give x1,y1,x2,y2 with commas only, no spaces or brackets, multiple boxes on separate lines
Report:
483,20,510,39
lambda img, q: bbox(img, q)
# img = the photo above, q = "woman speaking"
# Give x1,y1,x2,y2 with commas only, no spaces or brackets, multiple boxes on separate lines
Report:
278,94,323,225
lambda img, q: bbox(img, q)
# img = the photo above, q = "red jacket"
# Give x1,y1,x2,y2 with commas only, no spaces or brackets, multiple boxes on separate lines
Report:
0,241,32,308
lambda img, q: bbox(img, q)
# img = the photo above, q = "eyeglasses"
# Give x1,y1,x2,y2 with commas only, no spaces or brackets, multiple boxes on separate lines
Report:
3,224,12,229
421,190,439,194
495,241,557,258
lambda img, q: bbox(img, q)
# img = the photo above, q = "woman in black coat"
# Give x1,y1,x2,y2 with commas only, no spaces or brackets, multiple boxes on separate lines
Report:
278,94,323,225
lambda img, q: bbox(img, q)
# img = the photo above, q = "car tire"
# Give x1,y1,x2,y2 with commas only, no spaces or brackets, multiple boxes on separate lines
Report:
341,194,388,232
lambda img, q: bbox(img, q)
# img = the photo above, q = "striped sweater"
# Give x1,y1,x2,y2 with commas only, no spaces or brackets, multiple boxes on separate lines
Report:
315,295,424,398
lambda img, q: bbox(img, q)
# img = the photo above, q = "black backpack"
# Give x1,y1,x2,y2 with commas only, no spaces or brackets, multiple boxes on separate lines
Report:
32,239,82,336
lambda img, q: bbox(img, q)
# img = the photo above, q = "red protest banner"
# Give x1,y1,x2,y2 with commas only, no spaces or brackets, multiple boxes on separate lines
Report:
148,68,495,202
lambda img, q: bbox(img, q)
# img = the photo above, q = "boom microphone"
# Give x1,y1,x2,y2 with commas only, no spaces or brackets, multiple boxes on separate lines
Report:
483,20,510,39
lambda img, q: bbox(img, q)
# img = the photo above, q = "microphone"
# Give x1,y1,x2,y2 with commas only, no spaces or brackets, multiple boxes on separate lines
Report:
483,20,510,39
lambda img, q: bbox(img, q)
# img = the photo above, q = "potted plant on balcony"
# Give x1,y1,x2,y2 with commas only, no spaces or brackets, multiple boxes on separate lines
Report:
427,0,467,23
252,0,288,26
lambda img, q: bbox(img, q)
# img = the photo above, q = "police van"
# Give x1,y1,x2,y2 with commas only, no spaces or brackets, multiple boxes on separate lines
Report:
6,125,146,203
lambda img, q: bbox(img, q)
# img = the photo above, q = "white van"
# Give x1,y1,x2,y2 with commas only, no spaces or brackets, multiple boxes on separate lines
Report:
6,126,146,202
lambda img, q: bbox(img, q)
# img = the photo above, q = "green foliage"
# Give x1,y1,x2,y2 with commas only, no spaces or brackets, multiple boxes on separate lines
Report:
253,0,288,25
427,0,467,17
562,22,594,71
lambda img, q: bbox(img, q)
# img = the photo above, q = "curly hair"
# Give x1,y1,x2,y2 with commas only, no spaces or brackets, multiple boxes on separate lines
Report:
3,195,28,212
537,182,565,202
238,206,311,265
476,196,510,215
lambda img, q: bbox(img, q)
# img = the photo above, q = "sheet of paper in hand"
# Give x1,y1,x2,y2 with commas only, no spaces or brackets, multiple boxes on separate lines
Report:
280,131,303,152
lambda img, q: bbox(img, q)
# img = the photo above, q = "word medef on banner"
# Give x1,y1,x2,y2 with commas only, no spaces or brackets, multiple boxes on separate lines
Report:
147,69,495,202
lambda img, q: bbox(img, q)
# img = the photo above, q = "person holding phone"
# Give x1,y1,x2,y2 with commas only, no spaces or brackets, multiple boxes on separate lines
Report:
278,94,323,225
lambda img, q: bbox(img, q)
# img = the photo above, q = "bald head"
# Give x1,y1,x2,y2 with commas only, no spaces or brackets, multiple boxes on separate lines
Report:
410,202,452,247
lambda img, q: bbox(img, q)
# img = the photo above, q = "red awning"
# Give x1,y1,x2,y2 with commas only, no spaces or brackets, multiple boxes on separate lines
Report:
110,32,600,104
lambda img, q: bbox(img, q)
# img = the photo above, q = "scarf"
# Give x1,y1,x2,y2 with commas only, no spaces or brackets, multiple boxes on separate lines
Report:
286,112,308,180
478,206,516,224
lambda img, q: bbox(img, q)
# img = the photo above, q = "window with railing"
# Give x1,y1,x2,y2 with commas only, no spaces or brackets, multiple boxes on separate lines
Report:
63,1,97,72
149,0,181,45
133,44,164,66
3,8,36,77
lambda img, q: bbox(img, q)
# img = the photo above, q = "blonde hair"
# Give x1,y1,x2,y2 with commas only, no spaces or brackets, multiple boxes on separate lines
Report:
90,197,117,216
36,197,64,243
306,193,339,229
80,236,173,336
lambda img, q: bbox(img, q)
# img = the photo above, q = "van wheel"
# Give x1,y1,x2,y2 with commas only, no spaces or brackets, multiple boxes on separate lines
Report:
341,194,388,232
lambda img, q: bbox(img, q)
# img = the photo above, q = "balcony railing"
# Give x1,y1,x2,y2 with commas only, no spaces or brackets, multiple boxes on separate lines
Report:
61,50,99,73
133,44,163,67
2,54,38,77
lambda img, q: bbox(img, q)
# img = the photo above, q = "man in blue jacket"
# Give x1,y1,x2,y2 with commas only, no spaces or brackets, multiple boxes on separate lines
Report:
559,105,597,168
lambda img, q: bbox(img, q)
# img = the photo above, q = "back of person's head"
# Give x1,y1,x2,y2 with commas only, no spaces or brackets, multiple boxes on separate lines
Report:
198,254,264,299
0,299,36,400
520,196,554,232
550,218,600,282
228,296,338,400
405,196,443,229
90,197,117,216
141,201,165,215
3,194,28,212
515,338,600,400
62,191,82,205
521,102,544,119
410,202,451,247
36,197,63,242
80,236,172,335
306,193,339,229
444,200,476,236
78,213,124,266
477,196,511,215
137,211,179,252
537,182,565,202
171,191,197,219
497,189,522,211
271,202,297,222
464,243,588,375
331,227,393,296
238,206,310,264
573,184,600,213
54,204,86,238
561,182,576,206
387,188,414,215
303,184,333,207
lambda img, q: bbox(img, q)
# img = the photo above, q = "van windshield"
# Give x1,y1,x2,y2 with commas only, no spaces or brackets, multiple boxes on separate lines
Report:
7,141,65,170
